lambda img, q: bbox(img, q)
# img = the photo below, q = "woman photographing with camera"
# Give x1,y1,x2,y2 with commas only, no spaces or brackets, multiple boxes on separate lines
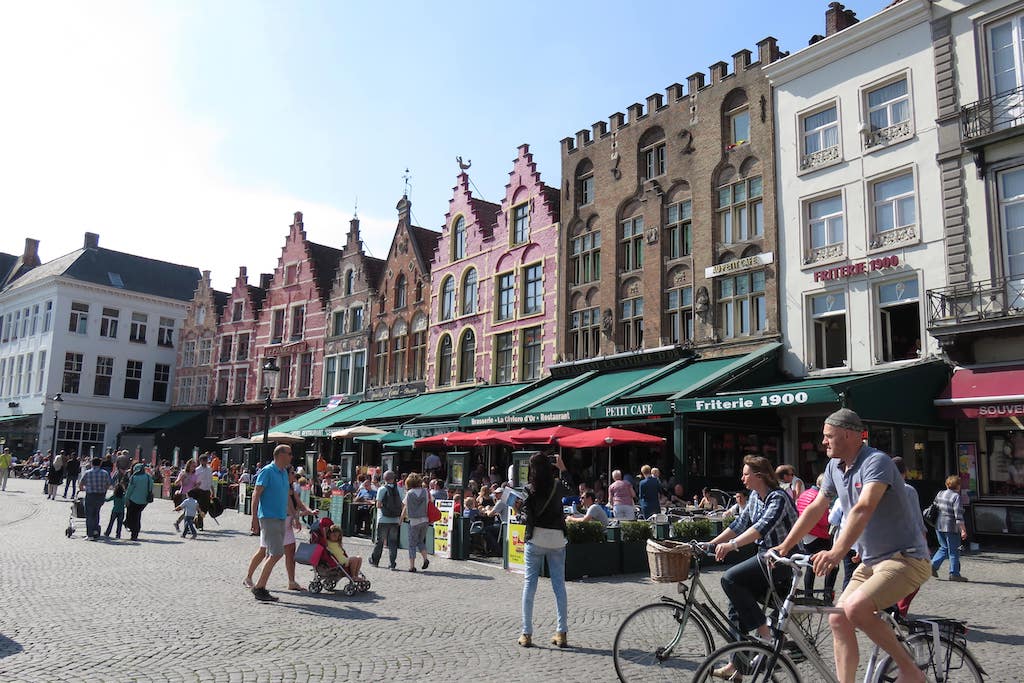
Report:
519,452,571,649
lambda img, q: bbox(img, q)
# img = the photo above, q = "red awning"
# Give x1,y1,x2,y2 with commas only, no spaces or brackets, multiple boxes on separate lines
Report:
934,365,1024,419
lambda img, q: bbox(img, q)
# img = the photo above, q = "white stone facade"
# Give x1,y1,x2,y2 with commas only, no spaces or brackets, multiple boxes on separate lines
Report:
765,0,948,377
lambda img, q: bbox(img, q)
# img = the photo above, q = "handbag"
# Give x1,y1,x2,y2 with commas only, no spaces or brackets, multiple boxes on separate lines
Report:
426,490,441,524
146,476,154,503
923,502,939,527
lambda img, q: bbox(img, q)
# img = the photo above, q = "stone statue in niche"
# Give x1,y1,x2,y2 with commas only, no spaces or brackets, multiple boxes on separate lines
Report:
601,308,614,337
645,227,659,244
695,286,710,315
678,129,695,154
610,133,621,180
398,238,408,255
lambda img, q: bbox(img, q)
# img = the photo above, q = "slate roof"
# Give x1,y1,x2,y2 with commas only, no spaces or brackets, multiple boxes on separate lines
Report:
247,285,267,312
0,253,17,288
409,225,441,268
471,198,501,239
308,242,343,301
541,186,561,223
213,290,230,322
3,246,201,301
364,256,386,292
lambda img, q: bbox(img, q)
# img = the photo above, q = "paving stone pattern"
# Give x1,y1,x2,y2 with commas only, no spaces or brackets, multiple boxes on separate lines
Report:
0,480,1020,682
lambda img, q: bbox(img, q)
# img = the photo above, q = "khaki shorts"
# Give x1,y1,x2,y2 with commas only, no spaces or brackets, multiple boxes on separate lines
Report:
838,553,931,610
259,517,286,557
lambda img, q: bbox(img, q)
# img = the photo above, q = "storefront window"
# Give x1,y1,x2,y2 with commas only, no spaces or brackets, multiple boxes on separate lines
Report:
692,428,780,485
985,426,1024,497
797,417,831,483
899,428,948,483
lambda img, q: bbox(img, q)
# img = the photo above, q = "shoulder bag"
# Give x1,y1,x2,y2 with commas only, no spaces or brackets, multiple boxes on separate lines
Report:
426,489,441,523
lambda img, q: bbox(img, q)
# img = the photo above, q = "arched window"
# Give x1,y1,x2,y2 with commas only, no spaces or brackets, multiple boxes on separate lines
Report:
452,216,467,260
639,127,666,180
437,335,453,387
394,274,407,309
373,324,389,386
344,269,355,296
575,159,594,207
458,329,476,383
391,319,408,383
461,268,478,315
411,314,428,380
440,276,455,321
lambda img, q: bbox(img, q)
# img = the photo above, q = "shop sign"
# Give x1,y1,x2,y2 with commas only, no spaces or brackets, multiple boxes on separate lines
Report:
592,401,671,419
705,252,774,279
677,387,836,413
464,409,582,428
977,403,1024,417
812,255,900,282
433,499,455,559
506,523,527,574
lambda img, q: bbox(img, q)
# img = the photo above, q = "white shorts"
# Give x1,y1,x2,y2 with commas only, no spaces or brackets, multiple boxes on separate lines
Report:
613,504,636,520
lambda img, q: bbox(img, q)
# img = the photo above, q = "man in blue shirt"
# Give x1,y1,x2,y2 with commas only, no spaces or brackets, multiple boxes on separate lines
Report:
248,444,293,602
370,470,402,570
637,464,661,519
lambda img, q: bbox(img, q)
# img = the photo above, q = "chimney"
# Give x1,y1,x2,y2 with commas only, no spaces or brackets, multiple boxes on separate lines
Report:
396,195,411,223
825,2,858,36
202,269,211,284
757,37,781,65
259,273,272,290
733,49,752,73
575,129,591,148
710,61,729,85
666,83,684,101
591,120,608,139
609,112,626,131
627,102,645,122
23,238,40,264
239,265,247,280
646,93,664,112
84,232,99,249
687,72,706,93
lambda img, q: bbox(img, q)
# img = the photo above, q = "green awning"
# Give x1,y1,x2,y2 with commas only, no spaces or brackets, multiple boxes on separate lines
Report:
676,360,950,427
295,400,400,437
384,437,416,450
530,367,656,414
131,410,206,430
266,403,354,435
0,413,41,425
354,431,406,444
406,384,528,423
463,375,594,427
364,388,476,423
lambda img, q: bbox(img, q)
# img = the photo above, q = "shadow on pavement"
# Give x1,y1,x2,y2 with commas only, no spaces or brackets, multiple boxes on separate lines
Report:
0,634,24,659
272,597,395,621
402,569,495,581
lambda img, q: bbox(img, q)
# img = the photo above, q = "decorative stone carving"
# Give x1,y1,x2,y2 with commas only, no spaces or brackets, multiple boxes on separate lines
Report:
601,308,614,337
645,226,659,244
800,145,840,171
864,121,911,149
869,226,917,250
695,287,710,316
804,243,846,264
677,129,694,155
628,281,641,297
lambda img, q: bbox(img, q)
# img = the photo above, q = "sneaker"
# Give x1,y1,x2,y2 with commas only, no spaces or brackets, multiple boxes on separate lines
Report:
949,574,968,582
422,558,430,570
931,567,938,578
252,587,279,602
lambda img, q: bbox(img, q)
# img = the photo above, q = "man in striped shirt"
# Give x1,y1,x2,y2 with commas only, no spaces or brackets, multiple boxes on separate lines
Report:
81,457,113,539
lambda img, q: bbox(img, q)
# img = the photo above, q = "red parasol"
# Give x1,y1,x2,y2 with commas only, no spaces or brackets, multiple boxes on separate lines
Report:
414,431,473,449
509,425,585,445
558,427,666,479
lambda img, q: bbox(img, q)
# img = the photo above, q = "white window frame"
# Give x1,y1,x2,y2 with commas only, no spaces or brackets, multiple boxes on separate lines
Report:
807,290,849,371
798,100,841,172
867,167,919,251
861,70,914,150
801,189,847,266
872,275,923,365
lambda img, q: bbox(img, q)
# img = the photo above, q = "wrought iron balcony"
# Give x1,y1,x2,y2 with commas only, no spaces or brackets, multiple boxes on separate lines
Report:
926,276,1024,328
961,85,1024,142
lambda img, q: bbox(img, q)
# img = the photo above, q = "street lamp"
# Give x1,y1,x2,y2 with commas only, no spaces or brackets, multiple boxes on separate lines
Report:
49,393,63,455
260,358,280,470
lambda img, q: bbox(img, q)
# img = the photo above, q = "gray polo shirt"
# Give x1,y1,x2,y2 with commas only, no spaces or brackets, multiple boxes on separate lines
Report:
822,444,928,565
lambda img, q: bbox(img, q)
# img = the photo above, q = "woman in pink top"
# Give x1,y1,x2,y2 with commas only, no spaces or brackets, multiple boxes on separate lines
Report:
795,473,836,601
607,470,636,520
173,460,198,532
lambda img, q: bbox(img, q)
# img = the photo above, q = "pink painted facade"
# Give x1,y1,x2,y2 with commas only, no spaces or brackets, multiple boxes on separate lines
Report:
426,145,560,389
251,212,339,425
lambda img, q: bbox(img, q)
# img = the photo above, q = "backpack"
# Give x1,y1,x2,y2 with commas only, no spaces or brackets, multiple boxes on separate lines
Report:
381,484,403,518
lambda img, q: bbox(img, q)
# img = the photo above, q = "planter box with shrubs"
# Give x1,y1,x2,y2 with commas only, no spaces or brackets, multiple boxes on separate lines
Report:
544,521,620,580
619,521,653,574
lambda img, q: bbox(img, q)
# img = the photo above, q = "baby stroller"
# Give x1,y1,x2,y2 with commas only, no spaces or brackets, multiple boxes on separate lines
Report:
65,493,87,537
298,517,371,596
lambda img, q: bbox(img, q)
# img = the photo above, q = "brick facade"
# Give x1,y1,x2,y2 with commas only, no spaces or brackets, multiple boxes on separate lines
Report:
365,196,439,400
557,38,786,363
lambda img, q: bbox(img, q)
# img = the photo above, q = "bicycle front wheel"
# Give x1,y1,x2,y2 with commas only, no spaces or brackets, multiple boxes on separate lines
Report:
872,634,984,683
692,641,801,683
612,602,714,682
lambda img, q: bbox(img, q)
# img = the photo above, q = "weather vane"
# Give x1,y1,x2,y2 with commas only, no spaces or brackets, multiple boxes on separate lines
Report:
402,168,412,197
456,156,472,171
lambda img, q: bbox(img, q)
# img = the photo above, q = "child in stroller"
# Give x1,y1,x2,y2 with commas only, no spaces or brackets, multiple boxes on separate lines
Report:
306,517,370,596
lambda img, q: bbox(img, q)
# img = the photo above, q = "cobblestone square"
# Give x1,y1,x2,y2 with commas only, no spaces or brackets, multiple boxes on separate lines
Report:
0,482,1020,682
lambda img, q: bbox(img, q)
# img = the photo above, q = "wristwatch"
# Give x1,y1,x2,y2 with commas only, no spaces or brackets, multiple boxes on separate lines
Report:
730,539,739,550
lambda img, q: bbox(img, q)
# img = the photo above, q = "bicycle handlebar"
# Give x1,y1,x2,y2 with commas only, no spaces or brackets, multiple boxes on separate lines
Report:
764,549,813,568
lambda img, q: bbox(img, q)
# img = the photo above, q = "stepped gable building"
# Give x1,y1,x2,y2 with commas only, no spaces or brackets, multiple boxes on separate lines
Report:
203,266,267,441
0,232,200,457
424,166,502,390
490,145,561,385
175,270,227,412
250,212,339,431
366,195,440,400
557,37,786,364
323,216,384,402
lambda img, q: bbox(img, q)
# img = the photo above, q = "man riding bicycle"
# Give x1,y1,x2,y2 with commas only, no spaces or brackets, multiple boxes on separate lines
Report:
773,408,930,683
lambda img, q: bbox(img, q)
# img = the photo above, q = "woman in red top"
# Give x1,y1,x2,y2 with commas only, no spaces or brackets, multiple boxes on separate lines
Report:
795,473,838,602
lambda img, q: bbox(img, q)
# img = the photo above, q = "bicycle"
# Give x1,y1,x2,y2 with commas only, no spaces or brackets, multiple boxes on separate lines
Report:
691,550,985,682
612,540,780,682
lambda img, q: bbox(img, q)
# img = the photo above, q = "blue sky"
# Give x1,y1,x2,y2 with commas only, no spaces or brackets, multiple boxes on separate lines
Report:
0,1,890,291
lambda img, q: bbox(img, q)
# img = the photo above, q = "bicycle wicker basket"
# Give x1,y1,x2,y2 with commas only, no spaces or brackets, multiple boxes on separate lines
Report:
646,539,692,582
